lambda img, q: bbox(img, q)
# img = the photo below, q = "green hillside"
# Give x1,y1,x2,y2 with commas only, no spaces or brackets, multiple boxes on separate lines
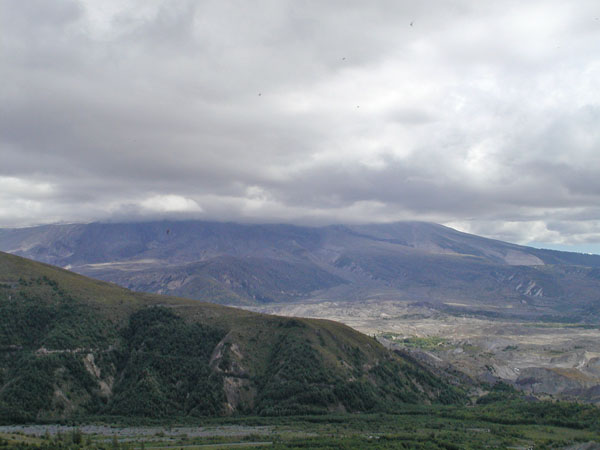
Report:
0,252,464,422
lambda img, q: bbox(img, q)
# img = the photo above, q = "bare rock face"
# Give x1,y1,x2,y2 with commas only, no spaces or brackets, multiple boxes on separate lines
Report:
222,377,256,413
83,353,113,397
516,367,595,395
210,338,255,413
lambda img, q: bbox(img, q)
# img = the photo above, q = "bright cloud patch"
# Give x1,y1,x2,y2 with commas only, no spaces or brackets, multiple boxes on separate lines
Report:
140,195,203,213
0,176,54,198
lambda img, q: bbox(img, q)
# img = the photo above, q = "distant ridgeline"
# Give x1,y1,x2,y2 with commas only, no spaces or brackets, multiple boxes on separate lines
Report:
3,220,600,322
0,252,464,422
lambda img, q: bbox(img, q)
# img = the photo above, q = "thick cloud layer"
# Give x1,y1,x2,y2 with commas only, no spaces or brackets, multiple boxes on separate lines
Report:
2,0,600,249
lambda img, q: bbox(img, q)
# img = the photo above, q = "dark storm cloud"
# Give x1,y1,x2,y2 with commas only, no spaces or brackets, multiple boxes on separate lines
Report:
2,0,600,248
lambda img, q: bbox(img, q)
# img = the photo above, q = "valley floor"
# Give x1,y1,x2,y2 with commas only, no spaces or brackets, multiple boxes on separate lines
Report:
2,406,600,449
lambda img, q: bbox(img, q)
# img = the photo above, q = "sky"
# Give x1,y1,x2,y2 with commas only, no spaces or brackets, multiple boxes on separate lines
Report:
1,0,600,252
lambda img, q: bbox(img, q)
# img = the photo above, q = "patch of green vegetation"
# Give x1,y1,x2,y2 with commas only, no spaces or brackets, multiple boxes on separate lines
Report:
108,307,226,418
378,333,449,351
399,336,447,351
253,324,465,416
0,275,123,422
0,352,102,423
255,326,338,416
377,331,403,340
0,276,116,350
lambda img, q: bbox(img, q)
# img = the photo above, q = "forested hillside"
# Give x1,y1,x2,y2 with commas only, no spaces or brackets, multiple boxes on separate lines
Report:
0,251,463,422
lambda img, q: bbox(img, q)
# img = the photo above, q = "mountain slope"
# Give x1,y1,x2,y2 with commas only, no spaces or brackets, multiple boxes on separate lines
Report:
4,221,600,268
84,255,346,305
345,222,600,267
0,251,463,422
2,221,600,321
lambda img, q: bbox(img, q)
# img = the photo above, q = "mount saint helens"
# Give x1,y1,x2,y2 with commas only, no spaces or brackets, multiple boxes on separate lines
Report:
1,220,600,323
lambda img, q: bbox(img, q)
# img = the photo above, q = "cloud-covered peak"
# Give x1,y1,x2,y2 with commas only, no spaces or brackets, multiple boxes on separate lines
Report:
2,0,600,249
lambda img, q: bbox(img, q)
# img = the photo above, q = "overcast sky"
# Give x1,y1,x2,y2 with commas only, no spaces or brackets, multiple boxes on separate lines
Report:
2,0,600,251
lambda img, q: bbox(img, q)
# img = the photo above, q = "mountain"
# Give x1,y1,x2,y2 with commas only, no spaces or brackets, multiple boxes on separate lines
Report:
0,251,464,422
2,220,600,322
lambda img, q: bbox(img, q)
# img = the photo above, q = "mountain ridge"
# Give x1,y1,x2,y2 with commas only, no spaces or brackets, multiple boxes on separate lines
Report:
2,220,600,322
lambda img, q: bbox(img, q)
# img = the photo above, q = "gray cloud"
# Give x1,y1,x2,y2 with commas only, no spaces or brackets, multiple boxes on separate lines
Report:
1,0,600,249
